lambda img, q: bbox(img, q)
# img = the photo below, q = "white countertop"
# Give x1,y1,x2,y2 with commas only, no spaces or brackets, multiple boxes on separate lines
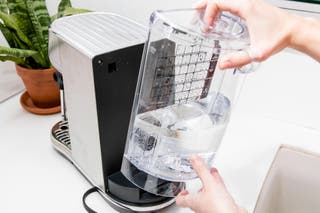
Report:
1,50,319,213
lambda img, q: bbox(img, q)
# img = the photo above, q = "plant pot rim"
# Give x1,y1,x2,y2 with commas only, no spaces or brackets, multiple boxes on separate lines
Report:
16,64,57,81
15,64,55,72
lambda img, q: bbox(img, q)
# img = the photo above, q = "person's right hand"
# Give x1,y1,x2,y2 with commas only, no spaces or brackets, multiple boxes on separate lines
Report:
176,155,247,213
194,0,298,69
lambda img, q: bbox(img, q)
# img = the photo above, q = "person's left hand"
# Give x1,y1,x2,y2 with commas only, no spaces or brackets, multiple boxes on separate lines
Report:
175,155,246,213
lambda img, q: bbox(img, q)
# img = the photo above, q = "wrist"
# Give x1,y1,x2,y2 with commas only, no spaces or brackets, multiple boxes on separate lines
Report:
288,14,316,51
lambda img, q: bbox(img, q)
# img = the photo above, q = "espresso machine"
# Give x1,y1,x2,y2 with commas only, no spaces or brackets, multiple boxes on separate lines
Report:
49,12,178,212
49,9,255,212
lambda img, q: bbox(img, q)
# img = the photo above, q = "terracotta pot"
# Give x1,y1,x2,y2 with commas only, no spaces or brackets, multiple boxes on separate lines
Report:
16,64,60,109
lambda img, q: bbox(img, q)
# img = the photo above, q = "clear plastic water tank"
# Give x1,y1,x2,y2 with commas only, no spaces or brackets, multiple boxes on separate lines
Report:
121,9,257,197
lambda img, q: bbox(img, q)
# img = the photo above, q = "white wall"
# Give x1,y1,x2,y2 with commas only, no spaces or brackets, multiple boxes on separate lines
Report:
0,0,196,101
0,30,24,102
47,0,196,25
1,0,196,71
236,50,320,131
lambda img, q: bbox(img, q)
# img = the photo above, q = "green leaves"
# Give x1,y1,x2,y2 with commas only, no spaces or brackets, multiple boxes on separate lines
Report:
0,22,15,47
51,0,91,22
62,7,91,17
0,11,33,48
0,0,49,68
0,45,38,57
0,55,25,65
0,45,38,68
25,0,51,66
0,0,90,69
57,0,71,19
0,0,8,13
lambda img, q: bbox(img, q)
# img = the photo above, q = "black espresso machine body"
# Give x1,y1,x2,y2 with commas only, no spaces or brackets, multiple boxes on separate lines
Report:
49,12,180,212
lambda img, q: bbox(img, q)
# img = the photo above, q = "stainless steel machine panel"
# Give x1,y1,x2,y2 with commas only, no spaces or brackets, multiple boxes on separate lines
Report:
49,12,147,190
50,12,147,58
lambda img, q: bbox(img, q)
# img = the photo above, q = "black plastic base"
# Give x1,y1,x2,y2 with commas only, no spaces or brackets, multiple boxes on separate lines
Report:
108,171,170,205
121,158,185,197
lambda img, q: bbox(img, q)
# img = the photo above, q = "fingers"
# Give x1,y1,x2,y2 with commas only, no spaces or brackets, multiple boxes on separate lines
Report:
194,0,220,27
190,155,213,188
204,1,219,26
219,50,252,69
194,0,241,27
175,190,194,208
210,168,226,187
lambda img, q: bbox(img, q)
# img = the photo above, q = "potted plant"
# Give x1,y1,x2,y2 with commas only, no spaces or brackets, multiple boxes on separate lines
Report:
0,0,89,114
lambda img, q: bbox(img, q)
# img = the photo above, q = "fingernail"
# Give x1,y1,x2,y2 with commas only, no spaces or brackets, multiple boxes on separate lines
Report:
179,190,189,196
202,25,210,33
210,167,218,174
190,155,203,167
190,155,200,164
190,155,196,165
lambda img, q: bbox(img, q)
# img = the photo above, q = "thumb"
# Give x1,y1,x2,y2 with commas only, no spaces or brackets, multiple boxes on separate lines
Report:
190,155,214,189
175,190,195,208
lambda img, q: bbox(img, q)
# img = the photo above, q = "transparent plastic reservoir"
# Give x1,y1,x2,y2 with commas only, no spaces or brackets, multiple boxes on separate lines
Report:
121,9,257,197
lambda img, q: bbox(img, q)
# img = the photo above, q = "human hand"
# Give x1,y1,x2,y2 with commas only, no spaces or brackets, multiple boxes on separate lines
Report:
175,155,247,213
194,0,297,69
